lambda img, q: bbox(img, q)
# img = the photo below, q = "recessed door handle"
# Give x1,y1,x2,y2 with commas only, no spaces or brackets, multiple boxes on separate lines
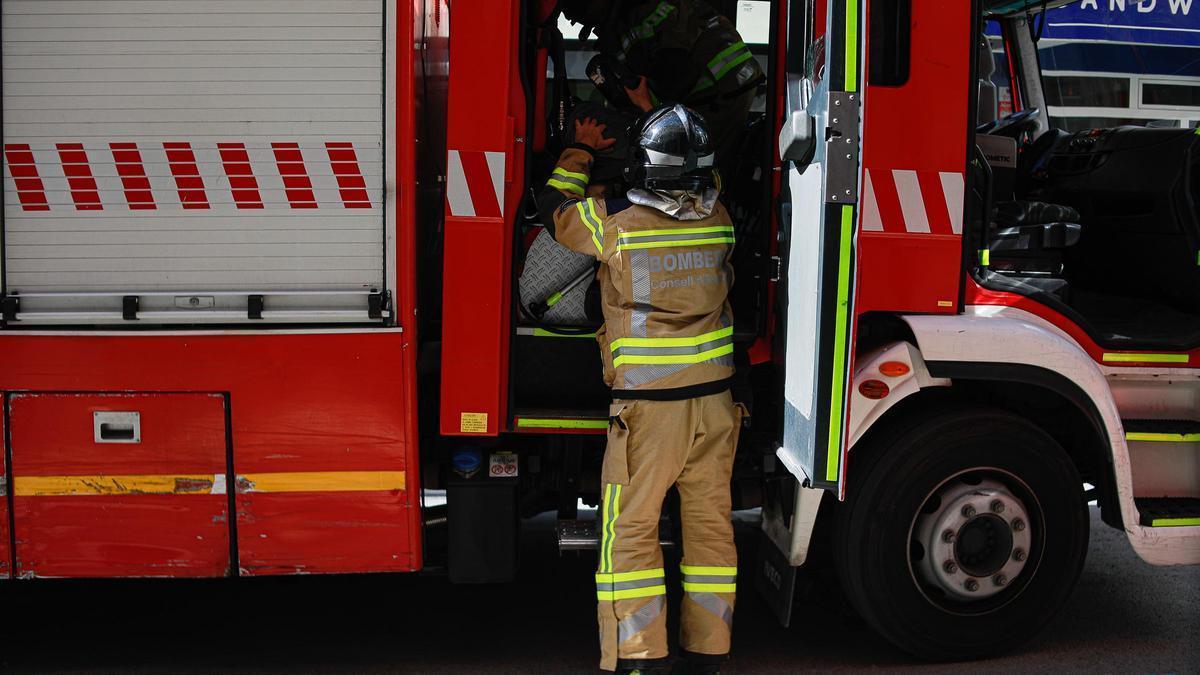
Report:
94,411,141,443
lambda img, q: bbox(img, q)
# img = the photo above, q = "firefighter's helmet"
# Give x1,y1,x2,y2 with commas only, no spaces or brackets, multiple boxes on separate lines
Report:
624,104,717,192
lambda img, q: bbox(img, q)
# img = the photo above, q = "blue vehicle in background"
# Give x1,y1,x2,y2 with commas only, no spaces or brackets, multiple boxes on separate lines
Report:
988,0,1199,130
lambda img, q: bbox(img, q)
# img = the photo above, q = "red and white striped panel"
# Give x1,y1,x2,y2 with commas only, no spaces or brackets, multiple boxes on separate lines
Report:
445,150,506,219
861,168,964,236
2,141,377,212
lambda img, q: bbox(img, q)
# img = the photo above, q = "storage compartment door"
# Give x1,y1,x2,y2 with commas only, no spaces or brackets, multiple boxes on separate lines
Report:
1,0,387,324
9,394,229,578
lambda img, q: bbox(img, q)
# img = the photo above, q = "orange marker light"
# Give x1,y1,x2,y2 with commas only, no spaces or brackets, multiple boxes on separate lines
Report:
878,361,910,377
858,380,890,400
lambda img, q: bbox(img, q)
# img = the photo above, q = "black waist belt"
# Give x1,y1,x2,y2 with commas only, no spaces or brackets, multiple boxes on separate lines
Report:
612,377,732,402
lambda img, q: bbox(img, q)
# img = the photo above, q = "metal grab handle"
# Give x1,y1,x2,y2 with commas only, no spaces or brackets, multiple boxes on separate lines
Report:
94,411,141,444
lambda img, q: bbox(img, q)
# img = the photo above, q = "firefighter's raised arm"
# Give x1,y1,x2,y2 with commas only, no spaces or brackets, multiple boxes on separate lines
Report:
536,117,616,258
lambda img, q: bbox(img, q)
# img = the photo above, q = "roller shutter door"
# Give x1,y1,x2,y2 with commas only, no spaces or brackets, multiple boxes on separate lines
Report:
1,0,387,324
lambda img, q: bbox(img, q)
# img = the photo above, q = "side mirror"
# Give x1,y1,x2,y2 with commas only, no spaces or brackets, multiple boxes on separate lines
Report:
779,74,816,164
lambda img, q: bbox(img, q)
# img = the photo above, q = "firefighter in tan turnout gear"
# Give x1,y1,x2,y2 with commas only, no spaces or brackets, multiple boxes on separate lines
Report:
537,105,740,674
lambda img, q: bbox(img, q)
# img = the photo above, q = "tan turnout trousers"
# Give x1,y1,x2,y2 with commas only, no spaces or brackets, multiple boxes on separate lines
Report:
596,391,741,671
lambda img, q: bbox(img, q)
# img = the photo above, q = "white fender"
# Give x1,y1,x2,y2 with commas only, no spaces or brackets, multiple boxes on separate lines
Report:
903,307,1200,566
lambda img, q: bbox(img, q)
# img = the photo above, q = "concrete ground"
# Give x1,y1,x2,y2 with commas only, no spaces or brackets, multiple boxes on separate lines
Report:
1,507,1196,674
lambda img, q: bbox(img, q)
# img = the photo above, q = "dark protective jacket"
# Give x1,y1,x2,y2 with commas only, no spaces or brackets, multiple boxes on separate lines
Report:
599,0,764,107
538,146,735,400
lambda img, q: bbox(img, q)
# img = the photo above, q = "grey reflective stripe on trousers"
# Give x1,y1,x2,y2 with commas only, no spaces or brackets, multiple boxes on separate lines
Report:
630,251,651,338
681,573,737,585
596,576,665,593
618,595,666,644
687,592,733,629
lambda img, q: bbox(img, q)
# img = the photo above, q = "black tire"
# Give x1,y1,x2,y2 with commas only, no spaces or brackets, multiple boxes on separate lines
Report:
832,407,1090,661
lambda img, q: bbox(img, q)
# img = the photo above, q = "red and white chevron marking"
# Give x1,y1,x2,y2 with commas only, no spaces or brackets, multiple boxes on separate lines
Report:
862,168,965,236
446,149,506,219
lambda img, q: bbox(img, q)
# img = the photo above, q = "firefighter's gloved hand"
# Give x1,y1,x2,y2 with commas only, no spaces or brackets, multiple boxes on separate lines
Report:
574,117,617,152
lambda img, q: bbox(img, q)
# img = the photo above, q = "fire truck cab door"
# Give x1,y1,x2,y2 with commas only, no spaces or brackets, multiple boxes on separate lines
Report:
776,0,863,495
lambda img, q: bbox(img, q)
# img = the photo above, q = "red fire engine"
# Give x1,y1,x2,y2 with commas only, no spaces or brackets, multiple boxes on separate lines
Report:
0,0,1196,661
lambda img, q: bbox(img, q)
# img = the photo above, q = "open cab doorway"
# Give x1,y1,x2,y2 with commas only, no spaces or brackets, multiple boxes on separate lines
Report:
973,5,1200,355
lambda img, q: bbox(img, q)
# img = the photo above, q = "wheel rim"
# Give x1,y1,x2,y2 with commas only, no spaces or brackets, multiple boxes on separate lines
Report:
908,469,1042,613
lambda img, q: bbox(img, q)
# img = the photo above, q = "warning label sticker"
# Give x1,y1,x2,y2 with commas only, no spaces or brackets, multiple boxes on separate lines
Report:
489,452,518,478
460,412,488,434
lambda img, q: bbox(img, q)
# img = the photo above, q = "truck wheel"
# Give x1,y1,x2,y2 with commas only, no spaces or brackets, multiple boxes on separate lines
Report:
832,408,1090,660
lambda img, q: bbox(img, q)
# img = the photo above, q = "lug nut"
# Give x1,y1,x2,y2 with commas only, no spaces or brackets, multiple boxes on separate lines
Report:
942,529,956,543
943,560,958,574
991,499,1005,514
1013,548,1027,562
993,574,1007,587
961,504,977,518
1012,518,1026,532
964,578,980,592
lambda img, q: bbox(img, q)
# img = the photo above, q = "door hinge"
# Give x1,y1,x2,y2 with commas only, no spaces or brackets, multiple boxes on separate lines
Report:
824,90,861,204
770,256,783,282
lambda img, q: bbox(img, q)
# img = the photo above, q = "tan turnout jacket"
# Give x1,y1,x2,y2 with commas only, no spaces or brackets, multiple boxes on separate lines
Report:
538,147,735,398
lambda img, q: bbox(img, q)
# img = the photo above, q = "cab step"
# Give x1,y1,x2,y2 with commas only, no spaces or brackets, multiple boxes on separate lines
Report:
1135,497,1200,527
556,519,677,551
1124,419,1200,443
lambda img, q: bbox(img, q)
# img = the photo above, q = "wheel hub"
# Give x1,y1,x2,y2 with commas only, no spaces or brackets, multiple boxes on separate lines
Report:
914,479,1032,601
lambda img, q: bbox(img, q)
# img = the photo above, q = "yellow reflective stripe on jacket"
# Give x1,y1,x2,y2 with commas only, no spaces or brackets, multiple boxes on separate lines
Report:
611,326,733,351
576,199,604,254
613,344,733,368
616,236,735,252
619,225,734,239
707,40,754,81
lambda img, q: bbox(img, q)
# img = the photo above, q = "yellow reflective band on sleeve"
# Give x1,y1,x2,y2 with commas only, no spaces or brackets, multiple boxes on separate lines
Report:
576,199,604,254
596,568,666,583
613,344,733,368
553,167,589,182
597,585,668,601
547,178,585,196
611,326,734,351
1102,352,1190,364
681,582,737,593
679,565,737,576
